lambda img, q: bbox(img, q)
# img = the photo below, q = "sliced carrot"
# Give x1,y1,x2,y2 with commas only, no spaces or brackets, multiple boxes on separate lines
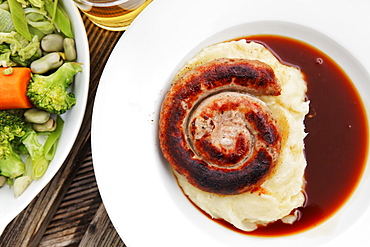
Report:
0,67,33,110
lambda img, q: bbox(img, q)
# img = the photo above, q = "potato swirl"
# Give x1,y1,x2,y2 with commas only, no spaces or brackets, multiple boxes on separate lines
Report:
159,58,282,195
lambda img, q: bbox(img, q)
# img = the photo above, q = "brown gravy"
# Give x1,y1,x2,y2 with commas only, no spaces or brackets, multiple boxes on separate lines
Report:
205,35,369,237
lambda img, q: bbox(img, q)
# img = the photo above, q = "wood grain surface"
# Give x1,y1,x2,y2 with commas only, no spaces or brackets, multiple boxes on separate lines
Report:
0,14,127,247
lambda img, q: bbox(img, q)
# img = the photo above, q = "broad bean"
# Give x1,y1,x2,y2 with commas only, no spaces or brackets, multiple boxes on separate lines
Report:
24,108,50,124
63,38,77,61
0,176,6,187
30,52,63,74
33,118,57,132
41,34,64,52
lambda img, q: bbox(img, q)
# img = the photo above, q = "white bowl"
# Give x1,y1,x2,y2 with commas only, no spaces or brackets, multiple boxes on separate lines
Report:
91,0,370,246
0,0,90,235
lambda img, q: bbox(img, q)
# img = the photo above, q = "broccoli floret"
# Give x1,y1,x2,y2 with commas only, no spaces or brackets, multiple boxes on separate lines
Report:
0,111,27,178
27,62,82,115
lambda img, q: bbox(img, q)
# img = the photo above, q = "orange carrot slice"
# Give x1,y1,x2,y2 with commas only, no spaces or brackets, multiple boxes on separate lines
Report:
0,67,33,110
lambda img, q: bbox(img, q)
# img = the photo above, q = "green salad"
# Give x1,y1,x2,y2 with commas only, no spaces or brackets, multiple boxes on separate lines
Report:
0,0,82,197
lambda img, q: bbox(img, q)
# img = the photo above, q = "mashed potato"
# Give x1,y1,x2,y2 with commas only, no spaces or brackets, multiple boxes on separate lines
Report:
173,40,309,231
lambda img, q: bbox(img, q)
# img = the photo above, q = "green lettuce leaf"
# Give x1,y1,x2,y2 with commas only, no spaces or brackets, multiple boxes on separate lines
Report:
45,0,73,38
8,0,32,41
0,8,15,32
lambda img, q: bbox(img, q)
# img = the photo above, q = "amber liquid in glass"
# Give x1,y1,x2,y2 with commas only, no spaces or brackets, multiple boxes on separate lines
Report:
76,0,152,31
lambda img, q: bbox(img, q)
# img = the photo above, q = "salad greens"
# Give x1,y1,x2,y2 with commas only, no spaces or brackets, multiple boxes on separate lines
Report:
0,110,64,197
0,110,63,179
0,0,74,66
3,0,73,41
0,31,40,66
0,0,80,197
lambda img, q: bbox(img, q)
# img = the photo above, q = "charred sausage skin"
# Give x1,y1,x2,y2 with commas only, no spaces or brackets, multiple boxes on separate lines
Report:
159,58,282,195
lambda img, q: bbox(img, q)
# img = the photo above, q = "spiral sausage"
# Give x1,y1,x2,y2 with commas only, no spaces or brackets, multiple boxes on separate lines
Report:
159,58,282,195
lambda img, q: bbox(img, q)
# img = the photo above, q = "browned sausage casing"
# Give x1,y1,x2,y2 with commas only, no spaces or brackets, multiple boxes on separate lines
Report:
159,58,282,195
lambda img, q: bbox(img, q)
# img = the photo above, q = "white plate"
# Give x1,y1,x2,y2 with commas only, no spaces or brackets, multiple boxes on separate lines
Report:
0,0,90,235
91,0,370,246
